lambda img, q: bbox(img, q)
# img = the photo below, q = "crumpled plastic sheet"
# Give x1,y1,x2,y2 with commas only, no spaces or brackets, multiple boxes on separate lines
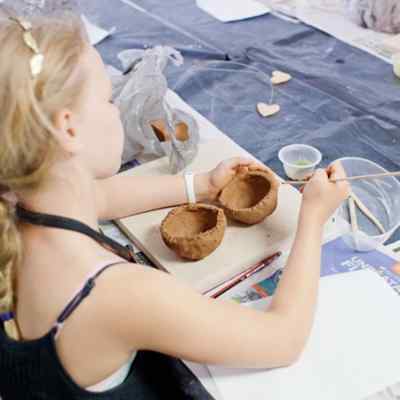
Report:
0,0,79,17
112,46,200,173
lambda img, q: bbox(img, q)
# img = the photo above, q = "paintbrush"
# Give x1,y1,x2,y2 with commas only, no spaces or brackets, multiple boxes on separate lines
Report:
283,171,400,185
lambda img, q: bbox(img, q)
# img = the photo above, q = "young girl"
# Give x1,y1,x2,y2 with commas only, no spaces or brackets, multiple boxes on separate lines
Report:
0,12,349,399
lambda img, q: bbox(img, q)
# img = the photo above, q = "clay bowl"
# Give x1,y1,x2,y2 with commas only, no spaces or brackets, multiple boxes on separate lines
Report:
160,204,226,261
218,169,279,225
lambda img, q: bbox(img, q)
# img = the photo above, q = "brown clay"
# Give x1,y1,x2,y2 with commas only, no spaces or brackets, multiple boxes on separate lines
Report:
160,203,226,260
218,168,279,225
151,120,189,142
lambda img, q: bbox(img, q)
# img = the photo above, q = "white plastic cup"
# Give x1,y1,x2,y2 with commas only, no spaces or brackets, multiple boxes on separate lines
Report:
278,144,322,180
335,157,400,252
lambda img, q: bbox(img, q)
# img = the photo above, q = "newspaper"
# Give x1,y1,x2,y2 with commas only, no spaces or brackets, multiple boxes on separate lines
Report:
258,0,399,63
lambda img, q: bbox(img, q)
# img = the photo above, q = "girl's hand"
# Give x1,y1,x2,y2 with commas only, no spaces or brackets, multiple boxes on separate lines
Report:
201,157,267,201
301,161,350,224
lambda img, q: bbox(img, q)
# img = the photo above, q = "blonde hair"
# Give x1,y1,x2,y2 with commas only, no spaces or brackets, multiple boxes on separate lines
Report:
0,13,87,313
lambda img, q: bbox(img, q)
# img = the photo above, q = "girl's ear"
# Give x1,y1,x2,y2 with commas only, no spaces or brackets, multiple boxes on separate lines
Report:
52,108,84,154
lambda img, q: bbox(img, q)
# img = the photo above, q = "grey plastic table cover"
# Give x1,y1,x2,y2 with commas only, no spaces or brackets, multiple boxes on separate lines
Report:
81,0,400,243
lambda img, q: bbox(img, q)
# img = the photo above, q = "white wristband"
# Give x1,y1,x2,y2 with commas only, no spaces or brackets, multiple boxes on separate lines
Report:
184,172,196,204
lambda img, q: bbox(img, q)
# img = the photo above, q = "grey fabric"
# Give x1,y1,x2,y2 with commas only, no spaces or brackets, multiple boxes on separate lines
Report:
80,0,400,243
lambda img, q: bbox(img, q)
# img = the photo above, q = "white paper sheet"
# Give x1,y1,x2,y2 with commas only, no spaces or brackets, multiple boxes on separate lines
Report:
81,14,115,46
196,0,270,23
209,270,400,400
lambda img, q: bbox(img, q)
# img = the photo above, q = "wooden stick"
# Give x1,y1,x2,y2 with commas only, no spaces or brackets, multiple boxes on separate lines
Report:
283,171,400,185
350,191,386,234
348,195,361,250
348,196,358,234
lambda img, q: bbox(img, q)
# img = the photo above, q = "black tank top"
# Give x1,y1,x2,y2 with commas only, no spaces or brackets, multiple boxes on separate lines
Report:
0,259,214,399
0,207,214,400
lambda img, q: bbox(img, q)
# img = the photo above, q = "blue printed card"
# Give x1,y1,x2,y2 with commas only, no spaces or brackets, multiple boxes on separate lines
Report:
231,237,400,304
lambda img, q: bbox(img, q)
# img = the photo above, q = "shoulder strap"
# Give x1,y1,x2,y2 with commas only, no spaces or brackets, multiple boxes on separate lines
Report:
52,260,127,339
16,205,139,263
14,205,140,339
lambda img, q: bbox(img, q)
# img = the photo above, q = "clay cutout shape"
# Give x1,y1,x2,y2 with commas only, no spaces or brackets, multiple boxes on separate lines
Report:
218,168,279,225
271,70,292,85
256,103,280,117
151,119,189,142
160,204,226,261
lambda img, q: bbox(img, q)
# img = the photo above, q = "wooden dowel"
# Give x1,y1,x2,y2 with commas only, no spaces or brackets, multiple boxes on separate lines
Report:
348,196,358,234
350,191,386,234
283,171,400,185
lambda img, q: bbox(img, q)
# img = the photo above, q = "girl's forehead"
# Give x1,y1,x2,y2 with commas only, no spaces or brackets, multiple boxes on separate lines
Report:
80,46,111,93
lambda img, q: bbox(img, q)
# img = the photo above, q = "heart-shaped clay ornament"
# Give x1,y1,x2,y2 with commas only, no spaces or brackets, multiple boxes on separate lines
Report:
271,70,292,85
257,103,280,117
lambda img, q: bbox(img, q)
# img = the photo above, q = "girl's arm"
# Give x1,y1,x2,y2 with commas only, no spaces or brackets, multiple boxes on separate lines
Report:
95,173,211,220
100,163,349,368
95,157,262,220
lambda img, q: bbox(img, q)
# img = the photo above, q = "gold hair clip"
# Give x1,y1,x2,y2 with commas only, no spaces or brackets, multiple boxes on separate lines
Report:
4,319,21,341
9,16,44,78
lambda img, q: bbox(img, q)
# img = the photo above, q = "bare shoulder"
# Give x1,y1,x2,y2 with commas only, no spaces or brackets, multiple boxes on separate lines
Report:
93,261,177,295
90,262,199,347
92,261,199,315
90,262,187,312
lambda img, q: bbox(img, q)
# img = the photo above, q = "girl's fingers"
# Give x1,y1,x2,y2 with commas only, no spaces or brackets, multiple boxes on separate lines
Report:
248,163,268,171
223,157,253,170
312,168,328,182
329,161,346,181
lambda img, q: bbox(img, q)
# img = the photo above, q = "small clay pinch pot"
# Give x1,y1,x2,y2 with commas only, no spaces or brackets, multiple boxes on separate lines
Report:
218,168,279,225
160,203,226,261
